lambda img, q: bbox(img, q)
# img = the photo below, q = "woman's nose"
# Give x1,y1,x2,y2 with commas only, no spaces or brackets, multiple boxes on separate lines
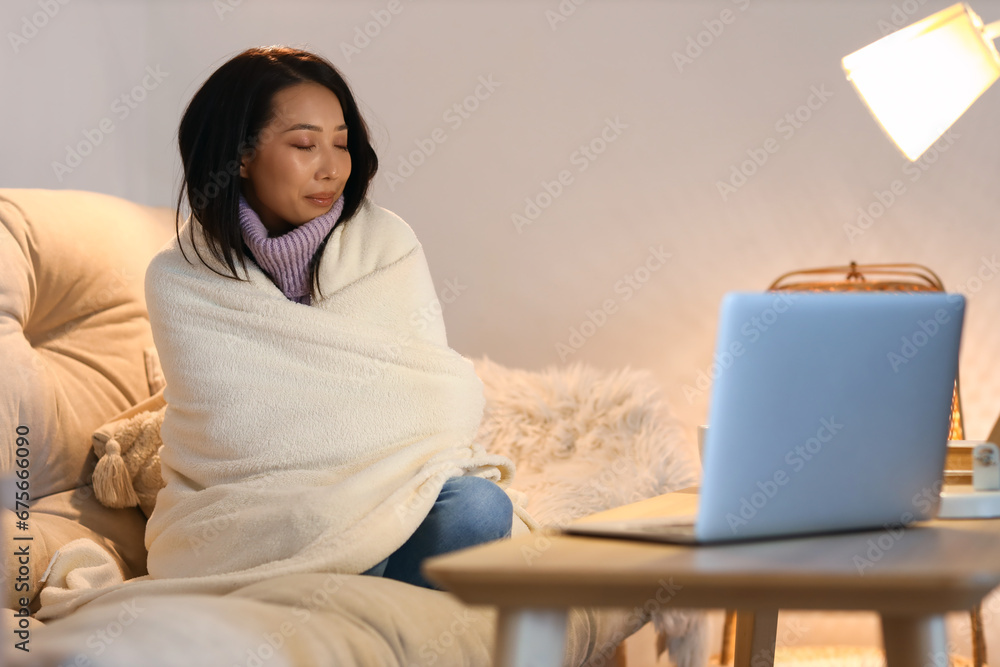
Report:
317,148,338,178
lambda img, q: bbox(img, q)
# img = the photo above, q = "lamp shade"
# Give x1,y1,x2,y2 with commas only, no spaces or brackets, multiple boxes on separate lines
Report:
842,2,1000,161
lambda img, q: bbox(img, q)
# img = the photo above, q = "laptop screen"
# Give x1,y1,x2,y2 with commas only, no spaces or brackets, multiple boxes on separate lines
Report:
696,291,963,543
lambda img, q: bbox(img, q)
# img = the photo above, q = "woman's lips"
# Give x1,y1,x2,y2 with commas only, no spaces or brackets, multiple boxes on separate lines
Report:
306,195,334,207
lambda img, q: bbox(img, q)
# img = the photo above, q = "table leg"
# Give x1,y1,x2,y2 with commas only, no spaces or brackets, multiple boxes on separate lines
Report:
733,608,778,667
881,613,948,667
494,607,568,667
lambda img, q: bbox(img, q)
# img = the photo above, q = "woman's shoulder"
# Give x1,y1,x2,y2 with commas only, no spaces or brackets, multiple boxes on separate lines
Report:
350,199,418,244
339,198,421,258
144,228,184,282
312,199,426,287
144,219,236,299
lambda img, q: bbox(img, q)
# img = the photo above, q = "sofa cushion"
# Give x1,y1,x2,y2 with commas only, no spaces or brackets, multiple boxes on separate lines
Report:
2,486,147,611
91,389,167,518
0,189,175,501
0,189,173,613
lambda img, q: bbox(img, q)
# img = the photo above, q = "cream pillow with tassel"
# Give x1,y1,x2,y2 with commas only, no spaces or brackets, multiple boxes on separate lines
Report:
91,389,166,518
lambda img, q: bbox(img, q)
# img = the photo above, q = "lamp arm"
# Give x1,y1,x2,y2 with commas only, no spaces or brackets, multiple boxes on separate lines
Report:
985,19,1000,41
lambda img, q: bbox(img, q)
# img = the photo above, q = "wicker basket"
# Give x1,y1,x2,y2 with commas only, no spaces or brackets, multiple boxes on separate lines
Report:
768,261,965,448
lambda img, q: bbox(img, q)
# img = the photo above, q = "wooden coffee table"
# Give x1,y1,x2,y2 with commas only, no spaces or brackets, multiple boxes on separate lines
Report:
423,488,1000,667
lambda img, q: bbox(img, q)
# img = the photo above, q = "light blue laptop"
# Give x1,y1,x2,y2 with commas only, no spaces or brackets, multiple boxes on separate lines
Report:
566,291,965,544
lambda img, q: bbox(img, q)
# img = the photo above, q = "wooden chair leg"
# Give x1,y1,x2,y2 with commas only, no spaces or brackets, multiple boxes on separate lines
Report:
720,609,737,664
971,604,987,667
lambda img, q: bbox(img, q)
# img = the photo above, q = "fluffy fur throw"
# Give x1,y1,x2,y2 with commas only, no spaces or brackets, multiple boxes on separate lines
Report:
471,357,706,666
472,357,700,522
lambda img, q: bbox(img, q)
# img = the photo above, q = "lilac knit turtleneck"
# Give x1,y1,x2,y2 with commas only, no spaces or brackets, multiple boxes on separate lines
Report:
238,194,345,305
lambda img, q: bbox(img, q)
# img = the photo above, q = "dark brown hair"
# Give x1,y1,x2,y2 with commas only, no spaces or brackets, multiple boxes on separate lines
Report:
175,46,378,299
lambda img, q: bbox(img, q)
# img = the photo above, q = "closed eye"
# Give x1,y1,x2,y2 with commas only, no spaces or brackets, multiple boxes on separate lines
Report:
294,144,315,151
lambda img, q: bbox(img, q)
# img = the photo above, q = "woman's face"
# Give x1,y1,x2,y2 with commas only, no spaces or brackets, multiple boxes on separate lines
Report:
240,82,352,236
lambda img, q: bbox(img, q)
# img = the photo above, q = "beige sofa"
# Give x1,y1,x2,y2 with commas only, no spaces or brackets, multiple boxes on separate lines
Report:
0,188,704,666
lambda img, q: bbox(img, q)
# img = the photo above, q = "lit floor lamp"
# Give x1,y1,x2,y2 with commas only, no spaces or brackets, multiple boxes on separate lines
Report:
842,2,1000,161
844,0,1000,512
842,5,1000,667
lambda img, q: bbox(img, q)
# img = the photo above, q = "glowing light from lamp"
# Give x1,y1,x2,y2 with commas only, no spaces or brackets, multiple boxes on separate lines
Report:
842,2,1000,161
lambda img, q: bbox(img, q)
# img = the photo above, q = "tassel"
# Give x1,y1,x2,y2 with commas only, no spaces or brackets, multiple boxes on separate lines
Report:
94,439,140,508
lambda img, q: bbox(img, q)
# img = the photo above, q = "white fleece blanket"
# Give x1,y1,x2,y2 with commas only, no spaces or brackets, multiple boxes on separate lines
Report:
36,199,529,620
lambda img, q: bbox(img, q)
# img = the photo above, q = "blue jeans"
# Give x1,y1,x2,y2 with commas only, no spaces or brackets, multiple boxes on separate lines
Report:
362,475,513,590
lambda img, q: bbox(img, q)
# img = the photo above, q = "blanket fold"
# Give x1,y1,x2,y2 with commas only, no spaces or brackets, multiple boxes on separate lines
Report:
36,199,522,620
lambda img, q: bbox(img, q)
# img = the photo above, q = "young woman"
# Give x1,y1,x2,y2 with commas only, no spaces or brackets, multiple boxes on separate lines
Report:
143,46,518,590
